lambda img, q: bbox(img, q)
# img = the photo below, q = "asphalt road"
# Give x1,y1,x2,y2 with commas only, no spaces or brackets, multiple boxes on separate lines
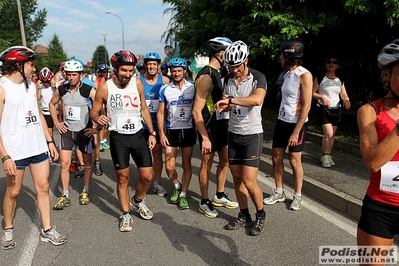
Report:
0,135,363,266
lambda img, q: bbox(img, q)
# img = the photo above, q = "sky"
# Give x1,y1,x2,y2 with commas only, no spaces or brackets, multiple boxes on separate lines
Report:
36,0,173,65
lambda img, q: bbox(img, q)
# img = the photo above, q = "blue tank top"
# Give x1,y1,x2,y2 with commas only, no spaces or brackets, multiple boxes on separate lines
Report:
140,73,163,130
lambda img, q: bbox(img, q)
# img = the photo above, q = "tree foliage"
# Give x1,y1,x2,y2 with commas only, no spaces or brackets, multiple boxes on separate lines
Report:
92,45,110,73
162,0,399,105
40,34,68,73
0,0,47,50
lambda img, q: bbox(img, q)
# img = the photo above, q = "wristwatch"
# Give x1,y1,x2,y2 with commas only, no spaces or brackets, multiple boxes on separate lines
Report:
150,131,157,136
228,96,234,105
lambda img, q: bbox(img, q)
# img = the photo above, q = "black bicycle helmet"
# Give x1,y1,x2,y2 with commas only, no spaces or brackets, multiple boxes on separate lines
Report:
208,37,232,53
280,40,304,59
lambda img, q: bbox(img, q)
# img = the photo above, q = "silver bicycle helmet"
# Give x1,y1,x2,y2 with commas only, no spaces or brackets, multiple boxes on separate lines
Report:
378,39,399,70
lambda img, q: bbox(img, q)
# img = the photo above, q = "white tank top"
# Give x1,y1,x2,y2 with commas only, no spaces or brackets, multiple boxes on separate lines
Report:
40,85,55,115
0,77,48,160
317,76,342,108
106,78,143,134
278,66,309,123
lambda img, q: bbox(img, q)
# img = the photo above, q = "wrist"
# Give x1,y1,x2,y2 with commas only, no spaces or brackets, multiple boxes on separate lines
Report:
46,140,55,145
228,96,234,105
150,130,157,136
1,154,11,163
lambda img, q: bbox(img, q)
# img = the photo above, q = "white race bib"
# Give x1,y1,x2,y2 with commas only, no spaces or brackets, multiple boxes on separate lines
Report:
146,100,159,113
116,117,140,134
17,110,40,128
172,106,192,121
380,161,399,194
216,111,229,120
65,106,81,121
231,105,248,119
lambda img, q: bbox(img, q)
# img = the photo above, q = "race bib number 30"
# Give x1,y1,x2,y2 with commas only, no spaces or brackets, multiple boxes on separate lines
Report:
116,117,140,134
18,110,40,128
380,162,399,194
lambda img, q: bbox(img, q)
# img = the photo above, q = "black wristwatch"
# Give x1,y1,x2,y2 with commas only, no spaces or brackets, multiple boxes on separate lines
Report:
47,140,55,145
228,96,234,105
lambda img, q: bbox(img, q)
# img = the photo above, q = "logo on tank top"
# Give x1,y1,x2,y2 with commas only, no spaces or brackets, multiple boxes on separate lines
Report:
109,94,124,111
147,92,156,99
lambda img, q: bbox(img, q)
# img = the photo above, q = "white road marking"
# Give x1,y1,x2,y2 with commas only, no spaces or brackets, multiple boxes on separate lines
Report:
18,165,59,266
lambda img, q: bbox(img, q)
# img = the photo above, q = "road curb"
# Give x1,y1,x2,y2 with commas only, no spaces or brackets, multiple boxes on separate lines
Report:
261,121,362,221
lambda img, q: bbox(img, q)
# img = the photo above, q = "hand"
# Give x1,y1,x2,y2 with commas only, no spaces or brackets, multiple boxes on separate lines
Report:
82,128,96,137
322,96,330,107
55,121,67,134
214,99,229,113
201,138,212,154
159,134,169,147
3,159,16,176
48,143,59,162
287,133,299,147
148,136,156,150
97,115,110,126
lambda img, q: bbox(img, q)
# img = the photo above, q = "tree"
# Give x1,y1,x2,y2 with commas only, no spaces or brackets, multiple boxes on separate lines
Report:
92,45,110,73
43,34,68,73
162,0,399,105
0,0,46,49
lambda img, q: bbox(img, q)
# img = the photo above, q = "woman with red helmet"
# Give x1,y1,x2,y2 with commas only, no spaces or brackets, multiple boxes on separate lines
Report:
37,67,56,139
0,46,67,249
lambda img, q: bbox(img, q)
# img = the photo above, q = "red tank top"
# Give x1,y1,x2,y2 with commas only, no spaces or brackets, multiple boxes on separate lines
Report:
367,98,399,206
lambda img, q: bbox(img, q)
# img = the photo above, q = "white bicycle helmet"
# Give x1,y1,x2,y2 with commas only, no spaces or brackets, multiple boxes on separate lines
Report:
224,41,249,66
64,60,83,72
378,38,399,70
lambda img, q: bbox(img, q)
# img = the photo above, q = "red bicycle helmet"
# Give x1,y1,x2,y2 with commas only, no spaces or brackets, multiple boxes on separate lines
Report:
56,62,65,70
111,50,137,68
0,46,36,62
39,67,53,83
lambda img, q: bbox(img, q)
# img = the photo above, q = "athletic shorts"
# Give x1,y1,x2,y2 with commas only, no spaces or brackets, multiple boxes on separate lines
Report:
198,122,228,152
143,129,160,144
43,114,54,129
166,128,197,148
358,194,399,239
109,129,153,170
316,105,342,126
228,132,263,167
15,152,48,169
272,119,307,152
60,129,93,154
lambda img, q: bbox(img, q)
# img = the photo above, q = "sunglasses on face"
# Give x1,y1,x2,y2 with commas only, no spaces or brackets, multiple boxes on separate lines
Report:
327,60,338,64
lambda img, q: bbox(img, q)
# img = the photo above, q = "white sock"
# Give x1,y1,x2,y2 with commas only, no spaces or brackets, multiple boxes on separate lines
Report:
179,191,186,198
294,192,302,197
174,183,180,189
275,187,284,194
63,190,69,198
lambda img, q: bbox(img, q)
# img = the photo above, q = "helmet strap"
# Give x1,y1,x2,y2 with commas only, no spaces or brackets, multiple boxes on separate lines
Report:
211,52,224,70
18,62,29,90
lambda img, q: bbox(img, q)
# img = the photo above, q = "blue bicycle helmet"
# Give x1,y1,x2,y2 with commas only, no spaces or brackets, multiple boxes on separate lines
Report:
160,63,168,70
144,52,161,63
168,57,187,69
98,63,109,72
69,58,85,68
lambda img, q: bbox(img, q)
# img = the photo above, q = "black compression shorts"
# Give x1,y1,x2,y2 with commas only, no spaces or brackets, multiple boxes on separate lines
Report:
228,132,263,167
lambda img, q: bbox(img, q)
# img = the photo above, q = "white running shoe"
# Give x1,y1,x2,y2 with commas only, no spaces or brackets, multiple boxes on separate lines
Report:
198,201,218,218
212,194,239,209
263,190,286,205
